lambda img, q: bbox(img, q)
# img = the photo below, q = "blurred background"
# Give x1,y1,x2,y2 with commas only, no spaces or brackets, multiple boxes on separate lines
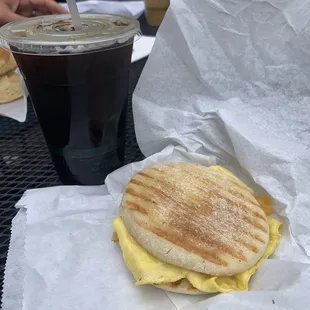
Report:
56,0,170,27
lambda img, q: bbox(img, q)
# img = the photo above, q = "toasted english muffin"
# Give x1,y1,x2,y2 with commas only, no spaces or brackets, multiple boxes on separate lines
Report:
153,279,205,295
0,71,23,104
120,163,269,276
0,47,17,76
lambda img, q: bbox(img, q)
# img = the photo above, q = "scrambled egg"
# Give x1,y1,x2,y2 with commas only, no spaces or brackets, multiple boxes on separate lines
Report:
113,166,282,293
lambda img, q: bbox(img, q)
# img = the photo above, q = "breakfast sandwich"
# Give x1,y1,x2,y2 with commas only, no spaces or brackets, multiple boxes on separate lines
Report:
0,47,23,104
0,71,23,104
113,163,282,294
0,47,17,76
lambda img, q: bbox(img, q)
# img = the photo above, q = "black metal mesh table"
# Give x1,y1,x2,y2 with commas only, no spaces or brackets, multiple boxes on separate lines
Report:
0,14,157,301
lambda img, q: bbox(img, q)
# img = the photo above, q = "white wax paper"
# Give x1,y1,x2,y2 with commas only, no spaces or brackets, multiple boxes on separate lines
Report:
0,97,27,122
2,208,26,310
13,185,176,310
132,36,156,63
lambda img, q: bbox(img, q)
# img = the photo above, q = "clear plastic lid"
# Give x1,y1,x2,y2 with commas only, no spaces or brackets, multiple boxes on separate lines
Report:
0,14,141,54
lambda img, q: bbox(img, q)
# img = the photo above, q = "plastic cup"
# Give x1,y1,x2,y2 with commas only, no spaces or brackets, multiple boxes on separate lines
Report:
0,14,141,185
144,0,170,26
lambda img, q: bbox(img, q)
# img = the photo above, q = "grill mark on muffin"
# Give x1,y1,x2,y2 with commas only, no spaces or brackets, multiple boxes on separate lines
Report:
147,173,266,228
130,177,264,260
253,211,266,221
136,170,267,240
130,178,211,216
225,188,260,207
136,215,249,264
229,222,266,244
220,175,253,194
190,175,265,225
197,184,266,222
125,187,155,204
161,165,262,212
137,172,154,179
196,195,267,245
205,167,254,194
253,234,265,243
176,167,264,220
174,163,253,195
243,215,268,233
195,201,267,252
149,167,168,174
137,169,167,182
126,201,148,215
136,220,230,266
126,164,270,269
156,204,247,262
206,208,267,247
181,165,254,196
238,241,259,253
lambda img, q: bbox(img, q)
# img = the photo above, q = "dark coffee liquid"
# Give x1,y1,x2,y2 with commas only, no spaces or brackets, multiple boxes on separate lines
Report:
12,43,133,185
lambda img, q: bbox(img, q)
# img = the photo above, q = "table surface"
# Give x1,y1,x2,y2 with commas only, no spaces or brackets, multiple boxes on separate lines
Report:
0,14,157,302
